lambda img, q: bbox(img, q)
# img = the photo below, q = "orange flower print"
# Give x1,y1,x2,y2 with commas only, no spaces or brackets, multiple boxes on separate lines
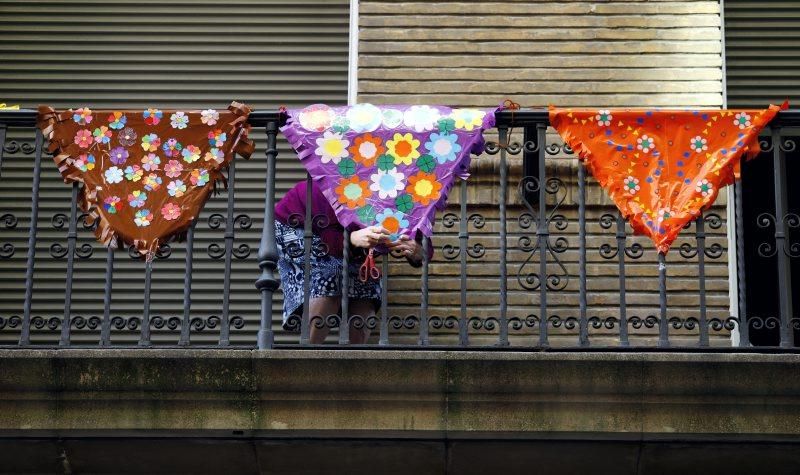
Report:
335,176,369,208
386,132,420,166
348,133,385,167
406,172,442,206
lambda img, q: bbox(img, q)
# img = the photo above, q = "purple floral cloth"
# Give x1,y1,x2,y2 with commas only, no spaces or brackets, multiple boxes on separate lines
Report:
280,104,497,241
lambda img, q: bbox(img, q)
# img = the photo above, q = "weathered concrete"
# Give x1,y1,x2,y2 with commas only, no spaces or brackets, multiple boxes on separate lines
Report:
2,349,800,473
1,349,800,439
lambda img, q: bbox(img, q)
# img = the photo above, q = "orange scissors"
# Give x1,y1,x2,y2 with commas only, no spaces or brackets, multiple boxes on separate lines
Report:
359,248,381,282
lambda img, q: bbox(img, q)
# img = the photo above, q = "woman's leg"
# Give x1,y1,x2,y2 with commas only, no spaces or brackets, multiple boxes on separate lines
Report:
348,299,376,344
308,296,340,344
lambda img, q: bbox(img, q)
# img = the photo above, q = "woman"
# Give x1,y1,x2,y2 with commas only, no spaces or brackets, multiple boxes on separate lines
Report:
274,180,427,344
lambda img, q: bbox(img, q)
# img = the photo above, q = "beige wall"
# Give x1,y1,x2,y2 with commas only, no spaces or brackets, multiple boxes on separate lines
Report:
358,1,723,108
356,1,729,346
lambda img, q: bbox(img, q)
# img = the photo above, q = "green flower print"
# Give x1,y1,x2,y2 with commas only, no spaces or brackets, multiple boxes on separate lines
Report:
395,194,414,213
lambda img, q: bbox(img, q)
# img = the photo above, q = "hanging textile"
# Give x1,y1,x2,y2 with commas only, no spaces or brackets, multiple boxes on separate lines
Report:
38,102,254,259
549,103,786,253
280,103,496,240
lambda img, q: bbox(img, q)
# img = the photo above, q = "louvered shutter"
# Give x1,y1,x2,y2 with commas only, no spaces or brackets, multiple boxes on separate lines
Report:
725,0,800,107
0,0,350,345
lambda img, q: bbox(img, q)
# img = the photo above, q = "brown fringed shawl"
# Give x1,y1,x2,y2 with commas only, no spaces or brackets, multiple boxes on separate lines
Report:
38,102,254,259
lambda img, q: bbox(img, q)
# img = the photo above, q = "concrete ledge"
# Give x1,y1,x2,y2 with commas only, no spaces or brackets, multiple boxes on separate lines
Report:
1,350,800,440
6,438,800,475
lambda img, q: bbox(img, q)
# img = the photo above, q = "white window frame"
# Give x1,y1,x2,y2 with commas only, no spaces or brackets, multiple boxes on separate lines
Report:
347,0,359,105
720,0,741,345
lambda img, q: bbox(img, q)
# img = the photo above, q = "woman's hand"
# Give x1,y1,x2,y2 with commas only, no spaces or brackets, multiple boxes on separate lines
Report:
386,235,424,267
350,226,390,248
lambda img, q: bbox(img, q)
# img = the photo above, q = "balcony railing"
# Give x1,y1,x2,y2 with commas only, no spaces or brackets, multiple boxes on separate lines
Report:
0,108,798,350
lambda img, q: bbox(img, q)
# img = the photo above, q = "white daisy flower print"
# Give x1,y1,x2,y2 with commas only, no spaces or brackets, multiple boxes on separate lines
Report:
315,130,350,164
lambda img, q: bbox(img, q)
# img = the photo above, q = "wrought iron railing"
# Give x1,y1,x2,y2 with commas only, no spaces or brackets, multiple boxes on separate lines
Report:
0,109,798,350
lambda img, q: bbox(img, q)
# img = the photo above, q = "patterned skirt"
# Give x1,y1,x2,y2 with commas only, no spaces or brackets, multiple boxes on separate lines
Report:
274,221,381,331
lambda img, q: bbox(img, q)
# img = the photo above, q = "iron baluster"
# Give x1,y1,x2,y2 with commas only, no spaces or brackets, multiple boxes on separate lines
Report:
58,183,80,347
256,120,279,350
696,215,709,347
771,127,794,348
379,254,389,345
658,253,669,348
0,125,5,179
734,180,750,346
18,130,44,347
419,237,430,346
536,124,548,347
139,260,153,347
498,126,509,346
458,179,469,347
616,214,629,347
340,228,350,345
578,163,589,347
178,221,196,346
0,126,15,261
218,162,236,347
99,241,116,347
299,173,313,345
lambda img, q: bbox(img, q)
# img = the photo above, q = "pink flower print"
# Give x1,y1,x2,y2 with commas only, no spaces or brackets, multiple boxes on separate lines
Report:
143,108,162,126
93,126,112,145
208,129,226,148
141,133,161,152
124,165,143,182
689,135,708,153
134,209,153,227
107,111,126,130
636,135,654,154
162,138,182,158
204,147,224,164
167,179,187,197
127,190,147,208
75,153,95,172
74,129,93,148
596,110,612,127
73,107,93,125
170,111,189,129
164,159,183,178
200,109,219,126
657,208,673,225
161,202,181,221
143,173,162,191
696,179,713,197
103,195,121,214
734,112,751,129
141,153,160,171
623,176,640,195
181,145,201,163
190,168,210,187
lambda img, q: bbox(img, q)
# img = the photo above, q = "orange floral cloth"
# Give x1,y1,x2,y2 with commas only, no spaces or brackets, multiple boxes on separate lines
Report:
549,103,786,253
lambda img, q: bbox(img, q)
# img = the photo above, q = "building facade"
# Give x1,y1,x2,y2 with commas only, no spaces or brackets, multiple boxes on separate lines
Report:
0,1,799,473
